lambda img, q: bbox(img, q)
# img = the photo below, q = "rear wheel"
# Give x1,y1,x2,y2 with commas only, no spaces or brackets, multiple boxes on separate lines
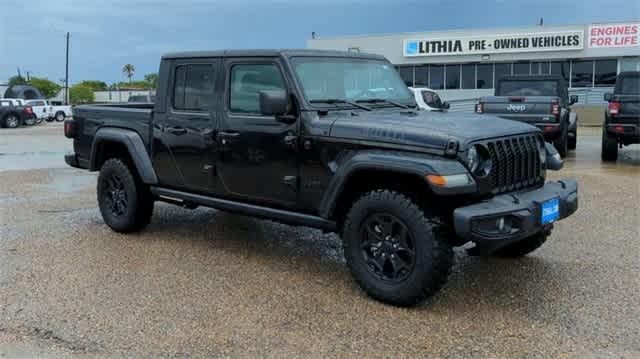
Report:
553,125,568,158
55,112,65,122
342,190,453,307
601,129,618,162
24,116,36,126
568,131,577,150
97,158,154,233
2,114,21,128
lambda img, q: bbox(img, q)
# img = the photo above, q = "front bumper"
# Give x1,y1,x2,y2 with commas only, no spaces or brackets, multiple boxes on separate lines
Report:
453,179,578,245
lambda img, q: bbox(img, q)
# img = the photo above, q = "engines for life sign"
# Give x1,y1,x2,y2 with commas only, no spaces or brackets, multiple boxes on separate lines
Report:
404,31,583,57
589,23,640,48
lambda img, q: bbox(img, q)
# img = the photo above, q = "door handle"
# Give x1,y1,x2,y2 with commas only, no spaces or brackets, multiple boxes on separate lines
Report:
166,127,187,135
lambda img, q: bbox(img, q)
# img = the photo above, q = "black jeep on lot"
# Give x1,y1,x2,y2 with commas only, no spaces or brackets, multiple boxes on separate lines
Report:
602,71,640,161
64,50,578,306
476,75,579,158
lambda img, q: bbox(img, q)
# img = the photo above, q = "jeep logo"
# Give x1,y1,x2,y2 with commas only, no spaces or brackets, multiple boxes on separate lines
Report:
506,104,526,112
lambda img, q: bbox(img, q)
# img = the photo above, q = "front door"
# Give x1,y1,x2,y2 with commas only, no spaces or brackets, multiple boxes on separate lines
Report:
153,59,220,192
216,59,298,207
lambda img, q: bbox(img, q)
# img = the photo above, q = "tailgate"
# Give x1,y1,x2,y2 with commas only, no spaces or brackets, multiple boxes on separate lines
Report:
481,96,558,124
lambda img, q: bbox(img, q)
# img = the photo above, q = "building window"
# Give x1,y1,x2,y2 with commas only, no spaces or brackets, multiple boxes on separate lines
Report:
571,60,594,87
414,65,428,87
429,65,444,90
494,63,511,83
513,62,529,75
476,64,493,89
594,60,617,87
445,64,460,89
397,66,414,87
550,61,570,83
461,64,475,89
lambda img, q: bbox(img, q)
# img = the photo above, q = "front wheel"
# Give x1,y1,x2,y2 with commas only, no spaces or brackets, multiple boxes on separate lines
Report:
24,116,36,126
97,158,154,233
342,190,453,307
55,112,65,122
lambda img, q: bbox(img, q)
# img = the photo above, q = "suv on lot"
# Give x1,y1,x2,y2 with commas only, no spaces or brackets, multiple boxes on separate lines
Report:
602,71,640,161
476,75,578,157
64,50,578,306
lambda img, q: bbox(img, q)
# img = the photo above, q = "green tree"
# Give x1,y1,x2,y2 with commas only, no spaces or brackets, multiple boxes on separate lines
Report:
8,76,27,86
69,84,94,104
77,80,107,91
144,73,158,89
122,64,135,83
115,80,149,89
28,77,62,99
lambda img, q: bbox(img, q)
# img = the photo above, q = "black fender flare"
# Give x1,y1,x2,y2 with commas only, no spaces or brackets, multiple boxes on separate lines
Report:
318,150,473,219
90,127,158,184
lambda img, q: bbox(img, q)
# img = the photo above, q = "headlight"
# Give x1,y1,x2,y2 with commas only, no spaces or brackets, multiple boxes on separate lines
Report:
465,145,492,177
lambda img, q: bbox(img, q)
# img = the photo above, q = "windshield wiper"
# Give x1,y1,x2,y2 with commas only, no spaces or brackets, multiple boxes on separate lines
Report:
355,98,410,109
310,99,372,111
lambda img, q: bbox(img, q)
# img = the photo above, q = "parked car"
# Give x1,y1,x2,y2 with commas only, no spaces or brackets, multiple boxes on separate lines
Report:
0,99,34,128
475,75,578,157
409,87,450,111
25,99,53,124
48,101,73,122
602,71,640,161
64,49,578,307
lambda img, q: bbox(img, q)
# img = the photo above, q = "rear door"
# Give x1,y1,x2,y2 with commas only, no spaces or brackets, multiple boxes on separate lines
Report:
152,58,221,192
215,58,298,207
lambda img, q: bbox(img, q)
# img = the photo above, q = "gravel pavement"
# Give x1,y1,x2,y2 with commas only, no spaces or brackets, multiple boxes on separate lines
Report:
0,124,639,358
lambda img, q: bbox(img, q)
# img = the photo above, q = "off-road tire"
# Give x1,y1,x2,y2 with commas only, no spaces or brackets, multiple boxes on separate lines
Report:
601,130,618,162
342,190,453,307
568,132,577,150
1,114,21,128
97,158,154,233
493,231,549,258
553,125,568,158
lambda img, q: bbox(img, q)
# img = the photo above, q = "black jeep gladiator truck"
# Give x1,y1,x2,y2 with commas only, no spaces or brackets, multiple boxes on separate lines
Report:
476,75,578,158
64,50,578,306
602,71,640,161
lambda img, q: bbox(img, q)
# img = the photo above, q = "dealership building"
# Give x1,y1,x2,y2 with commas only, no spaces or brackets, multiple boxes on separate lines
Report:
308,21,640,108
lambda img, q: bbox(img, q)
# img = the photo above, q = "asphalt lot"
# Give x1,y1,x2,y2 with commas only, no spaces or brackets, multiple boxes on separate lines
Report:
0,123,639,358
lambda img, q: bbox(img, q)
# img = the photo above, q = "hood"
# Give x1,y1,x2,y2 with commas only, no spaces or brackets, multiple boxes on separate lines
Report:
328,109,539,153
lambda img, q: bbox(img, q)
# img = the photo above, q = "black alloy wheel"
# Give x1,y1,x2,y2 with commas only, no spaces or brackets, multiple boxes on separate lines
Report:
360,213,415,283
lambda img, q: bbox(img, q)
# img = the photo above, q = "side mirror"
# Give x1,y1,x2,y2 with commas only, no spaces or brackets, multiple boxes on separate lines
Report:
545,142,563,170
603,93,613,102
569,95,578,105
259,90,288,116
442,101,450,110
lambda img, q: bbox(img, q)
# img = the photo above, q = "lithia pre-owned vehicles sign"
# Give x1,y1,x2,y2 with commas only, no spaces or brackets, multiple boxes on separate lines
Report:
404,31,584,57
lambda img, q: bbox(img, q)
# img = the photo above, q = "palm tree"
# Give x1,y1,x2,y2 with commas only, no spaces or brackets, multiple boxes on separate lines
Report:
122,64,135,84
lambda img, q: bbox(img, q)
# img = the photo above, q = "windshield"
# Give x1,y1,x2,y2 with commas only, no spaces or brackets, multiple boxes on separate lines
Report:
292,57,413,106
497,80,559,96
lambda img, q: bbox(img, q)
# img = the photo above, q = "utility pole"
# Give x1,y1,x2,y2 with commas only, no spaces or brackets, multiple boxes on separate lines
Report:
65,32,70,105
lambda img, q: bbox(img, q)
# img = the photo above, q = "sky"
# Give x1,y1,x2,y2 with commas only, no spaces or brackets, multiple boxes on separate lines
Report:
1,0,638,85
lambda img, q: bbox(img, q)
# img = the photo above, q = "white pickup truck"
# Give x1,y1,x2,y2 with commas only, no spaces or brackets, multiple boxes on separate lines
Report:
25,100,72,122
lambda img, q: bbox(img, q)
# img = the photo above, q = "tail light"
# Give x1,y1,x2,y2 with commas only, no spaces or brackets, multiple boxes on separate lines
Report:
608,101,621,116
23,106,33,115
64,119,76,138
551,100,560,117
475,102,484,113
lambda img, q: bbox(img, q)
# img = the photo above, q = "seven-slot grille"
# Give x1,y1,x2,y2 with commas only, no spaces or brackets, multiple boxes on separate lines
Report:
484,135,545,194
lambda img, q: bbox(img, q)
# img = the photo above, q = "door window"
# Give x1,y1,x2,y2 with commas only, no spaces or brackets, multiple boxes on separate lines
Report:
229,63,285,114
173,64,214,111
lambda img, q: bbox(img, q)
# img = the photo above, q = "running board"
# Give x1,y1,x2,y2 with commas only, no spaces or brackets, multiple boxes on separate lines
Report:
150,187,337,231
